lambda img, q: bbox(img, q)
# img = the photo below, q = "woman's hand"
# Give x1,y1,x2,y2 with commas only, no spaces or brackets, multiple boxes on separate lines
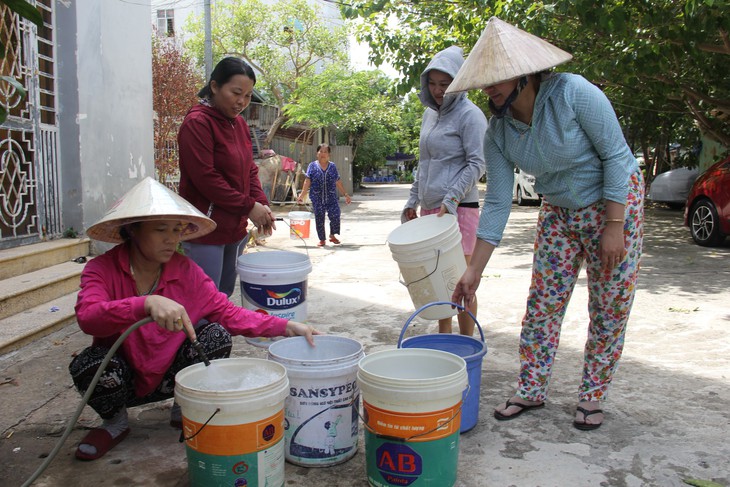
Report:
344,195,352,205
285,321,321,347
143,295,196,340
599,223,627,271
451,266,483,308
249,202,276,236
402,207,418,221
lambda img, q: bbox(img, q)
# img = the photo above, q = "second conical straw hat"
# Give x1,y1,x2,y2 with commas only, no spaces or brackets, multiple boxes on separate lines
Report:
446,16,572,93
86,177,216,243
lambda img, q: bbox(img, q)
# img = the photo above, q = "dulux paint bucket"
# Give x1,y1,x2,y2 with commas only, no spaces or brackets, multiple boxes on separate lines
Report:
237,250,312,321
358,348,468,487
398,301,487,433
267,336,364,467
288,211,313,239
386,214,466,321
174,358,289,487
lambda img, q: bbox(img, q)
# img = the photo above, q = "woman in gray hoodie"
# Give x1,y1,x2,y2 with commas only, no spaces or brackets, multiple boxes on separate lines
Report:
402,46,488,336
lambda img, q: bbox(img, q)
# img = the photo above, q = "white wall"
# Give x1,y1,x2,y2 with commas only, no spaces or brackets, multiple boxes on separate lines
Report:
58,0,154,250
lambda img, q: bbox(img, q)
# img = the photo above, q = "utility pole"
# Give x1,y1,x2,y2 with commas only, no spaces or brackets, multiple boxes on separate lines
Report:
204,0,212,79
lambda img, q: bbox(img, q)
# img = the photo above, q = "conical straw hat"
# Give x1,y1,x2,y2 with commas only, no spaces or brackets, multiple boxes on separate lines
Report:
446,16,572,93
86,177,216,243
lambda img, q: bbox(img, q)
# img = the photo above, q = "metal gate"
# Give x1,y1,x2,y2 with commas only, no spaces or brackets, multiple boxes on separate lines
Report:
0,0,60,249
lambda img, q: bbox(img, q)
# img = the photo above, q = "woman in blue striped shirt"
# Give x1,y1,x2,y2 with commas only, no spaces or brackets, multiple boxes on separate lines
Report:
449,17,644,430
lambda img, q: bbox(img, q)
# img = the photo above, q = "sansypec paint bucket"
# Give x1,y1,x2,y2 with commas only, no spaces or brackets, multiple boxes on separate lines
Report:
288,211,312,240
237,250,312,321
386,214,466,320
398,301,487,433
174,358,289,487
267,336,364,467
358,348,468,487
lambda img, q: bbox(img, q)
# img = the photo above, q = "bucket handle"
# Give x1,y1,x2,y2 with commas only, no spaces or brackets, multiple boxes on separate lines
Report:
398,249,442,288
357,384,470,442
177,408,221,444
397,301,486,346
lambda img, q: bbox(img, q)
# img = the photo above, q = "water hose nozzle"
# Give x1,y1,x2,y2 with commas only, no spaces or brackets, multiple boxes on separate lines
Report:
191,339,211,366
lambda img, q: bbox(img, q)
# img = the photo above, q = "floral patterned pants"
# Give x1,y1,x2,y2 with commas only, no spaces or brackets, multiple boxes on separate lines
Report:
69,322,232,419
517,171,644,403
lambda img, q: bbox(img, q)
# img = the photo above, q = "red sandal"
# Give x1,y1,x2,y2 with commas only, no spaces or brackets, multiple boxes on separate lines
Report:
75,427,130,461
329,235,341,244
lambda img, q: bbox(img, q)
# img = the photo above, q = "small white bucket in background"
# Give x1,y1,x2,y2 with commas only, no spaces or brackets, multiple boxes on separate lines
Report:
289,211,313,240
175,358,289,487
387,214,466,320
237,250,312,321
268,336,364,467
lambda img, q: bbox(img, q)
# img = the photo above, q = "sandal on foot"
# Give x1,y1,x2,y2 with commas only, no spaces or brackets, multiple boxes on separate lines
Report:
317,240,326,247
493,400,545,421
329,235,340,244
75,427,130,461
573,406,604,431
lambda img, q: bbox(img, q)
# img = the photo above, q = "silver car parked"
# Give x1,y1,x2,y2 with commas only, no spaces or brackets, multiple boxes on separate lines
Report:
647,167,699,210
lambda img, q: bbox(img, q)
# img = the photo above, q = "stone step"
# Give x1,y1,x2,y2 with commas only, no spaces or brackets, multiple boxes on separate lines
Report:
0,238,90,281
0,292,78,355
0,260,87,321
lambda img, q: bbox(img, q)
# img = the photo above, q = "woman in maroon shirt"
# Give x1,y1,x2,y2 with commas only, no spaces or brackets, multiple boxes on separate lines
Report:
178,57,274,296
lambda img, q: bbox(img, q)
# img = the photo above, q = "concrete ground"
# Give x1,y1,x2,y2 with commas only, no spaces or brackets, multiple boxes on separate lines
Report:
1,184,728,487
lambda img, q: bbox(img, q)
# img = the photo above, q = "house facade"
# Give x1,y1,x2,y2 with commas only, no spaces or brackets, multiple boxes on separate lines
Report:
0,0,154,252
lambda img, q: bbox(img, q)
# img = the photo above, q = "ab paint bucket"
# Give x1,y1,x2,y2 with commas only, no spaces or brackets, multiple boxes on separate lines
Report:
358,348,468,487
398,301,487,433
387,214,466,321
288,211,312,240
174,358,289,487
267,336,364,467
237,250,312,321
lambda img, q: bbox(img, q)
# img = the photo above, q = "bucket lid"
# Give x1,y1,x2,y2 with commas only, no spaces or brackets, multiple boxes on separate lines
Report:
268,336,364,364
387,213,458,247
237,250,312,272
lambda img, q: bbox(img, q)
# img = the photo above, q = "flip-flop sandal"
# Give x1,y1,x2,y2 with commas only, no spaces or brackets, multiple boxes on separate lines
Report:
75,427,130,461
493,400,545,421
573,406,604,431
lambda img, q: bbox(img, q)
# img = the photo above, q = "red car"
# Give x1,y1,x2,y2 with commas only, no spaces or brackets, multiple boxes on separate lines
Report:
684,155,730,246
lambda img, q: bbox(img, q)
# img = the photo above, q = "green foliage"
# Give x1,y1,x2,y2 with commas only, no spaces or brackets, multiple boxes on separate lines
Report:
63,227,78,238
183,0,349,109
342,0,730,160
284,66,401,182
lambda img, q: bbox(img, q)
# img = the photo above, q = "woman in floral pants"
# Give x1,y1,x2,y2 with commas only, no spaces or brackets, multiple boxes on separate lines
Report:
450,17,644,429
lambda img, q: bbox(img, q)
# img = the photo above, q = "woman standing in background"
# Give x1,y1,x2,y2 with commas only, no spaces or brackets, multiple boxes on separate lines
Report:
297,143,352,247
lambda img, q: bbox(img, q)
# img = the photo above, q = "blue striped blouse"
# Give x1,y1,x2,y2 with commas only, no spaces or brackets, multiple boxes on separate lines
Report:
477,73,639,245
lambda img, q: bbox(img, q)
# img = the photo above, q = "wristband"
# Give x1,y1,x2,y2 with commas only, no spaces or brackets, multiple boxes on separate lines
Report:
605,218,624,223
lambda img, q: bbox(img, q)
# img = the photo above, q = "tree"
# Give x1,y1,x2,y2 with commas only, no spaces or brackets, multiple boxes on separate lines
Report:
342,0,730,166
283,66,401,182
183,0,349,147
151,35,203,184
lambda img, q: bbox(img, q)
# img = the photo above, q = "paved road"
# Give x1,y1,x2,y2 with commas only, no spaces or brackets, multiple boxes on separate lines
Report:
1,184,728,486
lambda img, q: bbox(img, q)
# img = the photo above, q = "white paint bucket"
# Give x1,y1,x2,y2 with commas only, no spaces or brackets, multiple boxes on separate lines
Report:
386,214,466,320
175,358,289,487
267,336,364,467
288,211,313,239
358,348,468,486
237,250,312,321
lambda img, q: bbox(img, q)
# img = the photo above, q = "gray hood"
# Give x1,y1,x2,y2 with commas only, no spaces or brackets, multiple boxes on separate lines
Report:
418,46,467,112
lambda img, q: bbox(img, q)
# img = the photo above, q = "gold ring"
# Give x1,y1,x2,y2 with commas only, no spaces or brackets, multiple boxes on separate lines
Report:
177,318,183,326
